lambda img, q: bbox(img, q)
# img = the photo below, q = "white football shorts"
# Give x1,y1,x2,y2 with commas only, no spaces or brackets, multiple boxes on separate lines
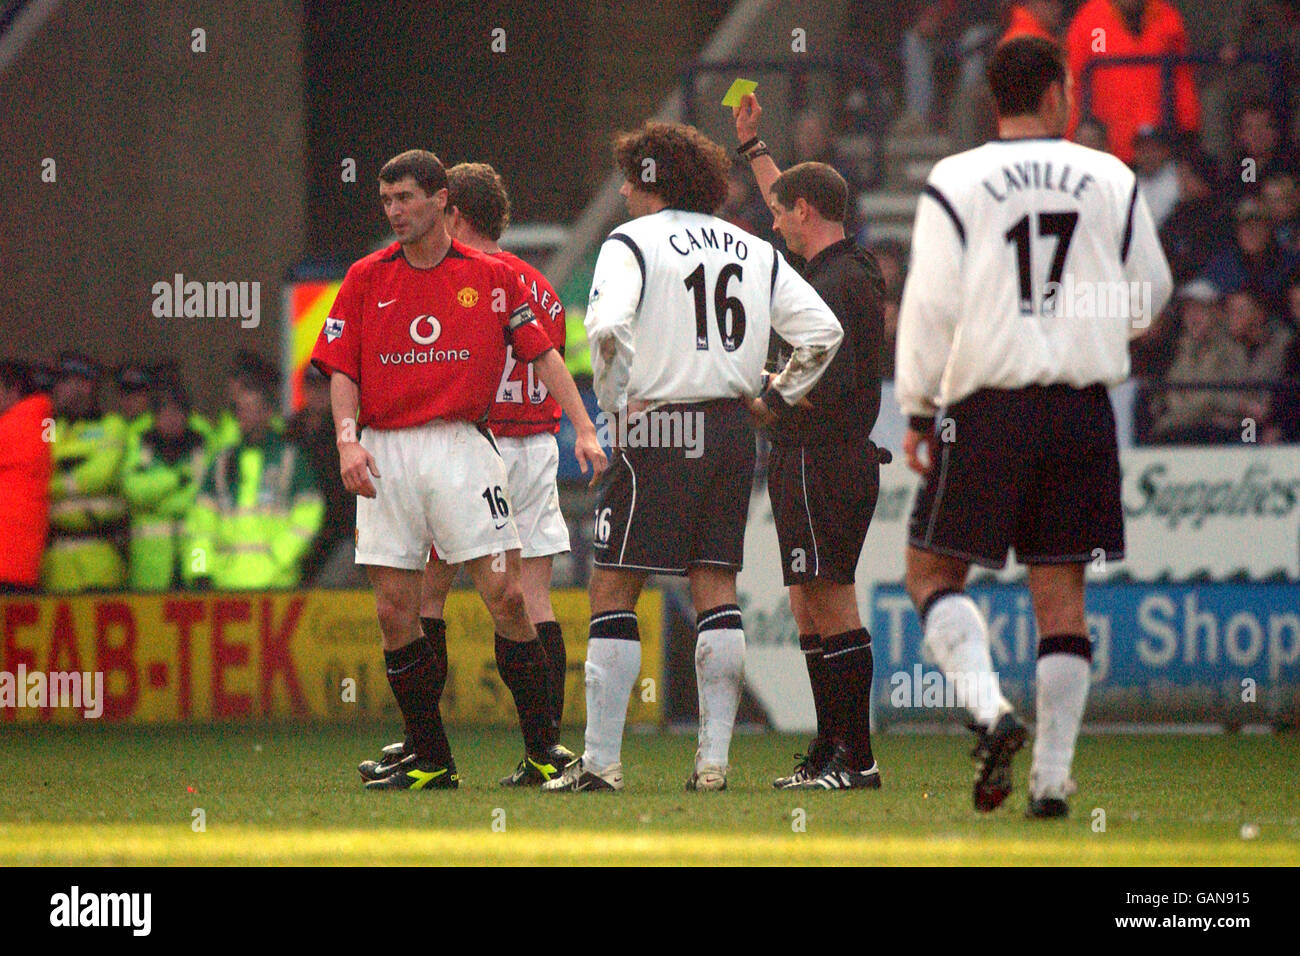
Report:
355,419,521,569
497,431,571,559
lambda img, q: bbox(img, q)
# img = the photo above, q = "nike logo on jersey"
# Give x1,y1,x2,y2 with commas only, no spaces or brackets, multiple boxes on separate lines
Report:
378,299,396,308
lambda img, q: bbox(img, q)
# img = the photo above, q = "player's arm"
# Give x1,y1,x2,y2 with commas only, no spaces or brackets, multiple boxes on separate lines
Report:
1120,178,1174,336
896,177,964,474
584,236,644,416
733,93,780,206
327,372,379,498
310,265,378,498
530,349,607,483
756,252,843,421
504,276,609,482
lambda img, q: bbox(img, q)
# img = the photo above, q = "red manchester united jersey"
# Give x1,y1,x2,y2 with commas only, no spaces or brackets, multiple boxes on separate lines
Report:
310,240,553,430
489,250,566,438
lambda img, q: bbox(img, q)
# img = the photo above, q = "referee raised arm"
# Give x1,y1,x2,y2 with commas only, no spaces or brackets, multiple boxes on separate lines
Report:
733,93,890,791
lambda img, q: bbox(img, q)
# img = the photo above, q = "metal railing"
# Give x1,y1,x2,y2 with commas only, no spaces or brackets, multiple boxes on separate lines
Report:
1135,377,1298,443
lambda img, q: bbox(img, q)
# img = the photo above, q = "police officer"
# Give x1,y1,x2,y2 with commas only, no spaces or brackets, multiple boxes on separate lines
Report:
43,352,129,593
122,381,207,591
186,356,324,590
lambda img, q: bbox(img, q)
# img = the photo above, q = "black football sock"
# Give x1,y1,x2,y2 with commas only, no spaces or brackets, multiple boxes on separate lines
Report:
495,634,554,754
534,620,567,728
414,617,447,753
823,628,876,769
384,635,452,766
799,633,832,743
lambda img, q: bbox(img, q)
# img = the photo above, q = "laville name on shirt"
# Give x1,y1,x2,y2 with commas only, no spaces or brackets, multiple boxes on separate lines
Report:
982,161,1095,202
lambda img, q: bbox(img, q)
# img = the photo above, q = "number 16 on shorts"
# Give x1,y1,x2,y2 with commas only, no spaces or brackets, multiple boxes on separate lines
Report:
483,485,511,529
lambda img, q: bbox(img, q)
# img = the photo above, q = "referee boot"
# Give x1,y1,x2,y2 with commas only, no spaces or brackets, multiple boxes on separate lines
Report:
785,741,882,791
499,744,577,787
365,758,460,791
773,735,833,789
969,712,1028,812
358,740,413,782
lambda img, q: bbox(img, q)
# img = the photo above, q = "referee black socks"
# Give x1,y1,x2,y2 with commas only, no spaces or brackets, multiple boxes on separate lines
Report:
495,634,556,755
534,620,567,726
823,628,875,769
384,633,452,766
799,633,833,743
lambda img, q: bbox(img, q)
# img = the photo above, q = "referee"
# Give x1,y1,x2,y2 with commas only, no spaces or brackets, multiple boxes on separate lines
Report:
734,94,889,791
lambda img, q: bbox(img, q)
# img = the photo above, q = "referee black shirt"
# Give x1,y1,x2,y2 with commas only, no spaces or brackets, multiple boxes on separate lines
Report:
768,238,886,446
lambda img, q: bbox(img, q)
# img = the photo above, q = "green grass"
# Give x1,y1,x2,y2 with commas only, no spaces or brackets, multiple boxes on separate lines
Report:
1,724,1297,865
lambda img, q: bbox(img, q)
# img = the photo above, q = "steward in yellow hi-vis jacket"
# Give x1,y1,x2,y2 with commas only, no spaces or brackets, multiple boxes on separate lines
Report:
205,349,285,458
115,363,154,443
41,353,129,593
185,359,323,590
122,383,207,591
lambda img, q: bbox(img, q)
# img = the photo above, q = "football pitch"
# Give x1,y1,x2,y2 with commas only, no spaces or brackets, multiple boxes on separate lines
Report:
2,723,1296,866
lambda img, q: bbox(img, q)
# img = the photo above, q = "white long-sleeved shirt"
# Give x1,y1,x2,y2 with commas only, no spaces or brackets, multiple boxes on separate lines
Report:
584,209,843,413
896,137,1173,418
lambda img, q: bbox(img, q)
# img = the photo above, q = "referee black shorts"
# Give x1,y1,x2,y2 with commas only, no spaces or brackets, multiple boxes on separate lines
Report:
768,440,880,586
907,383,1124,569
592,398,754,576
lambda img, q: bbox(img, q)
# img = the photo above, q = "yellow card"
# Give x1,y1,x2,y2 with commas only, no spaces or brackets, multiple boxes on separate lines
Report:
721,78,758,108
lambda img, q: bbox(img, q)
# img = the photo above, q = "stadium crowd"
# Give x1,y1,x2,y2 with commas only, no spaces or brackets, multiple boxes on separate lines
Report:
0,352,350,595
7,1,1300,595
767,0,1300,446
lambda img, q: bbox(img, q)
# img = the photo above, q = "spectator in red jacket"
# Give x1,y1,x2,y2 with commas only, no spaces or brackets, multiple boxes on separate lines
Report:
1002,1,1065,44
0,361,53,592
1067,0,1201,164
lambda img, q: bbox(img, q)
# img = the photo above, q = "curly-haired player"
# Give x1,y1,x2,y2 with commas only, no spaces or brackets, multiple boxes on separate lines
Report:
543,122,844,793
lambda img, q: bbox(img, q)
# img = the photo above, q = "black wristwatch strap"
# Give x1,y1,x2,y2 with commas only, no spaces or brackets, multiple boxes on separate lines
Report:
736,136,760,157
760,384,792,417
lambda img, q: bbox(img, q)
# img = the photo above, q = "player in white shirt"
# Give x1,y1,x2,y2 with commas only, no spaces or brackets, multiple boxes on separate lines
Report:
543,120,843,793
896,37,1172,817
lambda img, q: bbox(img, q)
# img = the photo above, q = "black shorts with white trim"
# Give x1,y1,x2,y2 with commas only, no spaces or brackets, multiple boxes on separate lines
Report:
768,439,880,586
907,383,1124,569
591,398,754,575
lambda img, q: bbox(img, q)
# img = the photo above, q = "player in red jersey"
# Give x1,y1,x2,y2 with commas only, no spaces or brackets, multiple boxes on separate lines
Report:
415,162,581,786
311,149,606,790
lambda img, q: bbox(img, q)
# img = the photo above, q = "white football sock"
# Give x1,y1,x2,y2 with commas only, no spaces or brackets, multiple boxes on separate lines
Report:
581,638,640,771
695,627,745,769
1031,652,1090,796
922,592,1010,729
